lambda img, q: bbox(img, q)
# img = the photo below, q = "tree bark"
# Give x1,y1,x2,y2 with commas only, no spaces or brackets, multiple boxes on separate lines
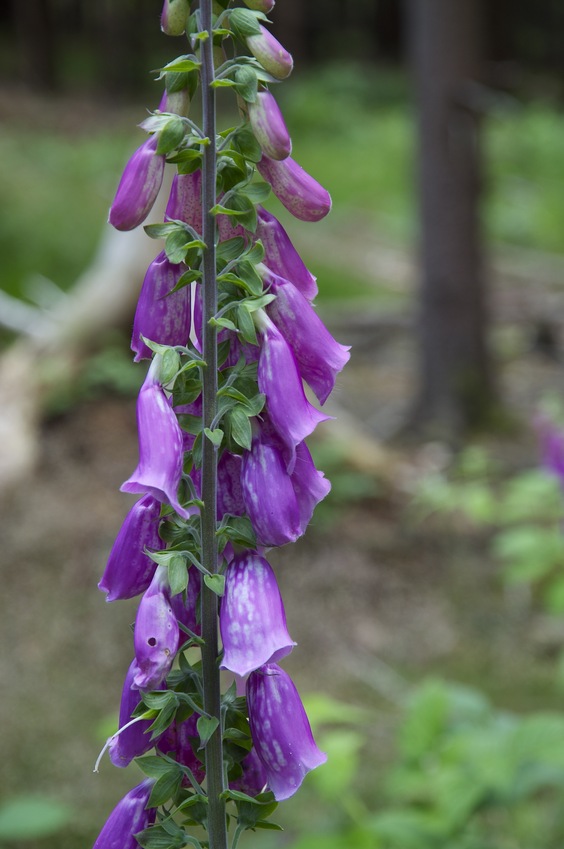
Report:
407,0,495,435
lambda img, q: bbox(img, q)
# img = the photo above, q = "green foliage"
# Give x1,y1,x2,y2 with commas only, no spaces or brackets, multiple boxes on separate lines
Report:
0,796,72,841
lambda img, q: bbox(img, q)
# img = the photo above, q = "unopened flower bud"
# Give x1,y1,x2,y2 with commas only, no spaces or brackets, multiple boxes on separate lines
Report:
246,26,293,80
257,155,332,222
133,566,179,690
92,779,156,849
161,0,190,36
248,90,291,161
243,0,275,12
109,135,165,231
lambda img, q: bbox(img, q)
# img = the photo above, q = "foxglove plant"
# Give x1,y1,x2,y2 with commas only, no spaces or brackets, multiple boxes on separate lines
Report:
93,3,349,849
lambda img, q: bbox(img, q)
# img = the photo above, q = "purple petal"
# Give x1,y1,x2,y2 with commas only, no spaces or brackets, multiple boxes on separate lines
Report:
246,27,293,80
247,663,327,801
98,494,162,602
230,747,269,797
121,363,190,519
248,90,292,161
92,779,156,849
165,171,202,231
218,452,245,518
535,415,564,481
257,155,331,222
291,441,331,530
133,567,179,690
256,207,318,300
161,0,189,36
109,135,165,231
131,251,191,361
243,0,275,11
170,566,202,646
157,714,206,784
109,660,165,768
265,269,350,404
220,551,295,677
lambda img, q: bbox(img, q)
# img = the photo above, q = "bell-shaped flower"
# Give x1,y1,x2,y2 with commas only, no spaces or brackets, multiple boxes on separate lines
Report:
161,0,190,36
245,26,293,80
109,135,165,231
133,565,179,690
535,414,564,481
248,91,292,161
218,452,245,518
92,778,156,849
157,714,206,785
247,663,327,801
291,440,331,530
257,155,331,222
256,312,329,457
262,267,350,404
109,659,165,768
165,171,202,231
98,494,163,602
170,566,202,646
121,358,191,519
230,747,269,797
256,207,317,300
220,551,295,677
131,251,191,361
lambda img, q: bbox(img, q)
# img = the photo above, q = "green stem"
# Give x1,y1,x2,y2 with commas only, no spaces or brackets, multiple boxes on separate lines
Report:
199,2,228,848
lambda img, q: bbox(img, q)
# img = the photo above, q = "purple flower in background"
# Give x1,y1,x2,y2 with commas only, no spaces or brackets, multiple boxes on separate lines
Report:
133,566,179,690
535,414,564,481
263,267,350,404
98,494,163,602
230,747,268,797
170,566,202,647
109,659,164,768
109,135,165,231
131,251,191,361
160,0,190,37
257,155,331,222
256,207,318,300
92,778,156,849
121,359,191,519
157,714,206,784
165,171,202,231
248,91,292,161
220,551,295,677
247,663,326,801
245,26,293,80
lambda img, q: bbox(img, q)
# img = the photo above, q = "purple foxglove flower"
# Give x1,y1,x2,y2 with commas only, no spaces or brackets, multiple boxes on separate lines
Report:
245,26,293,80
92,778,156,849
170,566,202,646
131,251,191,361
257,313,329,455
161,0,190,36
291,440,331,529
247,663,327,801
257,155,331,222
157,714,206,784
230,747,269,796
248,91,292,161
133,566,179,690
165,171,202,231
98,494,163,602
220,551,295,677
109,135,165,231
121,359,191,519
243,0,275,11
218,452,245,518
263,267,350,404
535,415,564,481
109,660,165,768
256,207,318,300
158,88,191,117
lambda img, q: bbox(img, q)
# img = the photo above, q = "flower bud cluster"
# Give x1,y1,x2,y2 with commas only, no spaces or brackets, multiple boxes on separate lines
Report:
95,3,349,847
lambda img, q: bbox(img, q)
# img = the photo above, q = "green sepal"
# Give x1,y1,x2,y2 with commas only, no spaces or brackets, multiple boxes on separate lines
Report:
211,78,236,89
236,304,258,345
217,515,257,548
149,769,182,807
204,427,224,448
216,236,246,264
203,573,225,596
144,222,183,240
168,554,189,596
166,268,203,296
232,790,279,829
237,260,263,296
158,55,202,75
234,65,258,102
231,124,262,163
156,116,186,155
227,406,252,450
210,316,238,333
229,7,264,38
160,348,181,385
178,414,203,435
135,823,187,849
241,180,271,204
136,754,180,780
196,715,220,750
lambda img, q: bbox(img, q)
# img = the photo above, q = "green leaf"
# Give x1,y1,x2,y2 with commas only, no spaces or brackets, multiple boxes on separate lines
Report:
218,515,257,548
237,260,263,296
168,554,189,596
210,316,238,333
216,236,246,263
197,715,220,749
136,755,178,780
241,180,271,204
156,116,186,154
144,222,180,240
160,55,202,74
229,8,262,38
204,573,226,596
167,268,203,296
148,768,183,807
204,427,224,447
136,823,187,849
160,348,181,385
0,797,71,840
234,65,258,103
236,304,258,345
228,406,252,451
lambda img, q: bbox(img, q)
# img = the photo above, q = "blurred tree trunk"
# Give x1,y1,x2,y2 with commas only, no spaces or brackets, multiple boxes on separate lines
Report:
407,0,496,436
12,0,57,90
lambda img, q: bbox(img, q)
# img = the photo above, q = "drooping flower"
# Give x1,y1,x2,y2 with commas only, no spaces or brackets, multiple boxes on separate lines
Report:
121,358,191,519
157,713,206,785
256,207,318,300
247,663,327,801
109,135,165,231
230,747,268,797
133,565,179,690
98,494,163,602
245,26,293,80
170,566,202,647
257,155,331,222
291,440,332,530
92,778,156,849
131,251,191,361
220,551,295,677
262,267,350,404
160,0,190,36
165,171,202,231
109,659,164,768
248,90,292,161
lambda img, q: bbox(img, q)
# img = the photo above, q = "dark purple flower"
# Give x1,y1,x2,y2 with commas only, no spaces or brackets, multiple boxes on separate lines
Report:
218,452,245,518
248,91,292,161
133,566,179,690
220,551,295,677
535,414,564,481
121,359,191,519
263,267,350,404
161,0,190,36
92,778,156,849
247,663,327,801
257,313,329,455
257,155,331,222
165,171,202,231
98,494,162,602
256,207,318,300
109,659,165,768
157,714,206,785
170,566,202,646
131,251,191,361
245,26,293,79
230,747,268,797
291,441,331,530
109,135,165,231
